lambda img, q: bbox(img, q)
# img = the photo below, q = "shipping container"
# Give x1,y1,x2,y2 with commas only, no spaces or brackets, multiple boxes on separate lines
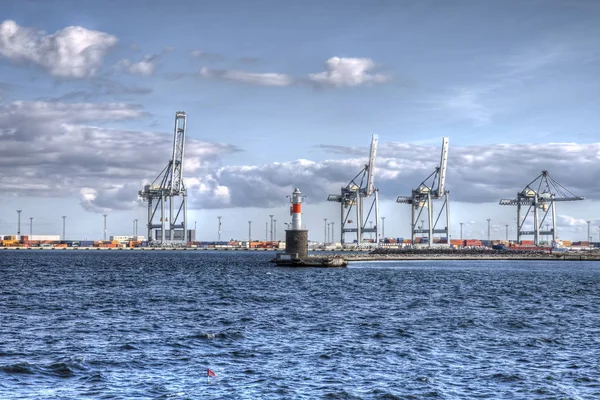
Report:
30,235,61,241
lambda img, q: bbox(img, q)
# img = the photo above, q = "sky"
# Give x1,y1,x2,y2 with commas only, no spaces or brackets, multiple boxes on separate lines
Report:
0,0,599,242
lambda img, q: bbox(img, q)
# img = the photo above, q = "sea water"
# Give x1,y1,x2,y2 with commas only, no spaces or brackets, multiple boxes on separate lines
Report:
1,251,599,399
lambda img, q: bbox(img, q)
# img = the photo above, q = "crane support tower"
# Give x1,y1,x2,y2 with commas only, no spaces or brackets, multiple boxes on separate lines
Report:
397,137,450,247
139,111,188,245
327,134,379,247
499,170,584,246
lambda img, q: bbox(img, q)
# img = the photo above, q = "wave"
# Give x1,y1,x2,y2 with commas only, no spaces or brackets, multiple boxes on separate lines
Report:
0,362,36,375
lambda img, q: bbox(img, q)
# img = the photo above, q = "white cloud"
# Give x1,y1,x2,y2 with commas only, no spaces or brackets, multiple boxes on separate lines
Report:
199,67,293,86
309,57,390,87
0,104,597,217
556,215,590,227
437,87,493,126
197,56,390,88
183,141,597,210
116,54,156,76
0,100,240,211
0,20,117,78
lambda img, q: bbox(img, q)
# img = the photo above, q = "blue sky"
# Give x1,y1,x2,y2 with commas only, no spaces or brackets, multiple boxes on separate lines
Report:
0,0,599,242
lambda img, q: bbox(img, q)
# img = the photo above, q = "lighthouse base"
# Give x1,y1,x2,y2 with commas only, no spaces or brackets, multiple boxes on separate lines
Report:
272,253,347,267
272,229,346,267
285,229,308,258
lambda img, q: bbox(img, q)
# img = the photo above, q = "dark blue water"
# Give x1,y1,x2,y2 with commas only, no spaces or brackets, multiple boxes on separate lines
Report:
1,251,599,399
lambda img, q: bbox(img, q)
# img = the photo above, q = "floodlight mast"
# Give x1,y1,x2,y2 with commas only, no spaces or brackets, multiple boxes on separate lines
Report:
327,134,379,247
139,112,188,245
396,137,450,247
499,170,584,246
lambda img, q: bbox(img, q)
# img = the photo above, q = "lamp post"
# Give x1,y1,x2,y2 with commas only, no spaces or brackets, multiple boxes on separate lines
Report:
487,218,491,242
16,209,22,240
331,222,335,244
248,221,252,245
62,216,66,241
269,215,274,241
381,216,385,240
217,216,222,242
29,217,33,237
103,214,107,241
327,223,331,244
586,220,591,243
323,218,328,245
460,222,463,240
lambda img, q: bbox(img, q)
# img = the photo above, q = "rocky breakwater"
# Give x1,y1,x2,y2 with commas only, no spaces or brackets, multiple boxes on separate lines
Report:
342,247,600,261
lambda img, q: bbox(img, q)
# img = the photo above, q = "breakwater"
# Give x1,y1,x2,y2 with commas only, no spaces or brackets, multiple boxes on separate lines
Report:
346,248,600,261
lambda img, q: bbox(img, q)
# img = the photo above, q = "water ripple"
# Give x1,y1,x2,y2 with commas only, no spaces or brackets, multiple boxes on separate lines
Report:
1,252,600,399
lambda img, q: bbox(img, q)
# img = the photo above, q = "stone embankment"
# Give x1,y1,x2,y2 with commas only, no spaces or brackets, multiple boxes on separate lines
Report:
342,248,600,261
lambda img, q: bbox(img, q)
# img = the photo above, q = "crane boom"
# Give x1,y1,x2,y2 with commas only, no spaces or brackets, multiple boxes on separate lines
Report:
437,137,449,197
169,112,187,194
365,134,378,197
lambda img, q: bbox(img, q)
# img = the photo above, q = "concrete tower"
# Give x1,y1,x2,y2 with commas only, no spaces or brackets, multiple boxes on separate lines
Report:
285,187,308,258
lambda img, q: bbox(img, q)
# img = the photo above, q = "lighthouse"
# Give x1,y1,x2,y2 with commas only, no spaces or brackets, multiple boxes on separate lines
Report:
273,187,346,267
285,187,308,258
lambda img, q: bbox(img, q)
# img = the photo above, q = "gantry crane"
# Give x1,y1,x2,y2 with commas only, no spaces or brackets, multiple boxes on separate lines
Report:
139,111,188,245
397,137,449,247
328,134,379,246
499,170,584,246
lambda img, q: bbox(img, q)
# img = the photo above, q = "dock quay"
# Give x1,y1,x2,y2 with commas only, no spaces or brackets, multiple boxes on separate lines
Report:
3,246,600,261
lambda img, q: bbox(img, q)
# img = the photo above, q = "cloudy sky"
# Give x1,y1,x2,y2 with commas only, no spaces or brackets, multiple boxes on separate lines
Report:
1,0,599,242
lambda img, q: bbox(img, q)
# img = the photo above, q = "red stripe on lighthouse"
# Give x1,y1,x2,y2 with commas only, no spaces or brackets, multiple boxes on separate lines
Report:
292,204,301,213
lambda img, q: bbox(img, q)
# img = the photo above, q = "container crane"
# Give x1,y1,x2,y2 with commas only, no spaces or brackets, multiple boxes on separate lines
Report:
327,134,379,246
499,170,584,246
139,111,188,245
397,137,450,247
